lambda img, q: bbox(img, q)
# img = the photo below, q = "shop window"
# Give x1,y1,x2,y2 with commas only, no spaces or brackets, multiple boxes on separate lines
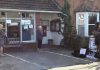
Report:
7,19,20,38
50,19,61,32
22,13,33,18
7,12,21,18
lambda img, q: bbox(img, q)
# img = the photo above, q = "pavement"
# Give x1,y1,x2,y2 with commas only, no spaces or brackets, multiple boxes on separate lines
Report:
0,47,99,70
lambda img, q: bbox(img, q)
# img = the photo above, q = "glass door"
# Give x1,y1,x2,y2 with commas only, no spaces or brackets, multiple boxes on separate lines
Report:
20,12,35,42
21,19,34,42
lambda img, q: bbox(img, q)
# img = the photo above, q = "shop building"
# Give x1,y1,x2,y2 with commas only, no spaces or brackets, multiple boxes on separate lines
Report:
55,0,100,37
0,0,62,47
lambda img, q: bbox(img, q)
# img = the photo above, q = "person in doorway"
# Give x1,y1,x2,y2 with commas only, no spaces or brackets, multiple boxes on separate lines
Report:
0,24,5,56
36,25,43,49
94,22,100,58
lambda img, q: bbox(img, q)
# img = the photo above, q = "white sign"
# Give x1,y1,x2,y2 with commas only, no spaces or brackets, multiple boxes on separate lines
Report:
10,22,18,26
24,25,28,29
6,20,11,24
21,20,31,25
89,37,97,52
29,24,33,28
80,48,86,55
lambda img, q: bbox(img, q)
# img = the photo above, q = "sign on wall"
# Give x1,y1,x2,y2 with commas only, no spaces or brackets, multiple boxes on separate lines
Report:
89,37,97,52
6,20,11,24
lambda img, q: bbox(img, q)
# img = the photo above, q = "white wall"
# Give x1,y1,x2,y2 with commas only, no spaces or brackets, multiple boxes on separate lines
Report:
42,31,52,44
42,30,63,45
40,13,63,45
51,32,63,45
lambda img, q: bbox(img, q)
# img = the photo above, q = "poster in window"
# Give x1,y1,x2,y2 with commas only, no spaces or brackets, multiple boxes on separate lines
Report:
29,24,33,28
6,20,11,24
24,25,28,30
21,20,31,25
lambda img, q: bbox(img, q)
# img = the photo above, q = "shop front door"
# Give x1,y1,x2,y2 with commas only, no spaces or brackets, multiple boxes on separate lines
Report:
21,20,34,42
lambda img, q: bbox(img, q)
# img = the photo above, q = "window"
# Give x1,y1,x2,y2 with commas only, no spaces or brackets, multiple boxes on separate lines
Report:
22,13,33,18
50,19,61,32
7,19,20,38
88,13,97,36
78,13,85,37
6,12,35,42
77,12,98,37
7,12,21,18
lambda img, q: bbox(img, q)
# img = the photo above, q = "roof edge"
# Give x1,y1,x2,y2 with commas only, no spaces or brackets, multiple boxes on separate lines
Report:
0,8,61,13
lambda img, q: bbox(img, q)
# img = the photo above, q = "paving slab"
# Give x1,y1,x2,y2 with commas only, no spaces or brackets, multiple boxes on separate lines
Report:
4,49,92,70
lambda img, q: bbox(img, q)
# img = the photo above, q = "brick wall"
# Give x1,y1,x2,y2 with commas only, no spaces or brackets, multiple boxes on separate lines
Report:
36,13,40,29
55,0,100,26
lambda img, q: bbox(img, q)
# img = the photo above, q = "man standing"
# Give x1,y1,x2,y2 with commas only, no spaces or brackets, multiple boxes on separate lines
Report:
36,26,43,49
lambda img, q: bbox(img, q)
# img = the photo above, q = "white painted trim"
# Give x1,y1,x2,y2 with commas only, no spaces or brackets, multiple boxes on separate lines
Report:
0,8,61,13
84,12,89,37
34,13,36,43
20,14,22,42
22,41,35,43
97,12,99,22
76,13,79,35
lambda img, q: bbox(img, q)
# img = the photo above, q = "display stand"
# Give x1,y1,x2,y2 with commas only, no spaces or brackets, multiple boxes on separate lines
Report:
86,36,97,60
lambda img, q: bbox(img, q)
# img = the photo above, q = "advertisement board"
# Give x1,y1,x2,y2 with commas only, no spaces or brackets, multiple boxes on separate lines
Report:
89,37,97,52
